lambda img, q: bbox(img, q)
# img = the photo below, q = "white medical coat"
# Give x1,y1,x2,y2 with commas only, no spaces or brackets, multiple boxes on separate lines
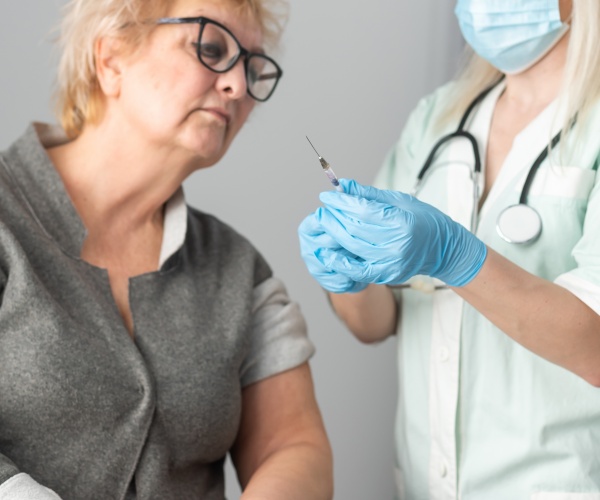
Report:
374,81,600,500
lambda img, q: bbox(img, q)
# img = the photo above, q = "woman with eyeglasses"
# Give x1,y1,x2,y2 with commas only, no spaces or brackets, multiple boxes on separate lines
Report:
0,0,332,499
299,0,600,498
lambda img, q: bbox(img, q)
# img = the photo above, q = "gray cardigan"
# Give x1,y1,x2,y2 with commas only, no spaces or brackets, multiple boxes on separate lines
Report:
0,124,315,499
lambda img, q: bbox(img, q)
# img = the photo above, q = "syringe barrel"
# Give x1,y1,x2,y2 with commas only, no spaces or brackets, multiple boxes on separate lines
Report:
323,166,343,191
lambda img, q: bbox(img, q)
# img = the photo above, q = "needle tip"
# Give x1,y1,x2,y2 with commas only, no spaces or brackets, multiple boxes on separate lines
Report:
306,136,320,157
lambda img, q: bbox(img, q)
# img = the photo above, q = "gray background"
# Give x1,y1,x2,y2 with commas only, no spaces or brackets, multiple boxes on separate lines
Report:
0,1,462,498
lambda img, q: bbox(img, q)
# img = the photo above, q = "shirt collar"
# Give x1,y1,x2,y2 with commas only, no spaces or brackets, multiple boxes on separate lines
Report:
159,187,187,268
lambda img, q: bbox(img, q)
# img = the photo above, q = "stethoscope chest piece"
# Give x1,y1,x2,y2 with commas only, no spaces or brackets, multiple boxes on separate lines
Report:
496,204,542,244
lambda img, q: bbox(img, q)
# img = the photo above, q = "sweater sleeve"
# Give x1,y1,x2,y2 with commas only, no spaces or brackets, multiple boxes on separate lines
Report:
239,277,315,387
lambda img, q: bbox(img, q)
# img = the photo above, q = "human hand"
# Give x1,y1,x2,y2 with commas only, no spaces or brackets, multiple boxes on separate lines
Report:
298,213,368,294
313,179,487,287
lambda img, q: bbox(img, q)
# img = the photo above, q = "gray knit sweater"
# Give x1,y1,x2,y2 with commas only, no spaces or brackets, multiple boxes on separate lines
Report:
0,124,315,500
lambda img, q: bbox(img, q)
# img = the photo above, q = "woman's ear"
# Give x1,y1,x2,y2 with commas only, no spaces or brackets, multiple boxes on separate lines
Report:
95,36,125,98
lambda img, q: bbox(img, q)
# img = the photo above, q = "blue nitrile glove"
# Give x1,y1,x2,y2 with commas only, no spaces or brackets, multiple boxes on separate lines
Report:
314,178,487,287
298,212,369,293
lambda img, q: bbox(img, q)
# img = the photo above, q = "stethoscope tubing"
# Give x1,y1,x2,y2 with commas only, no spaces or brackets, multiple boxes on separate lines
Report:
413,77,567,244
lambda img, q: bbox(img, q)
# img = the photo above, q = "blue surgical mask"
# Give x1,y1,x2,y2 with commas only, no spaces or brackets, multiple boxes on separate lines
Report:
455,0,570,74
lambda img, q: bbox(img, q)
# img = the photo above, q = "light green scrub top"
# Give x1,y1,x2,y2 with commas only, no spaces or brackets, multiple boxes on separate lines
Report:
374,81,600,500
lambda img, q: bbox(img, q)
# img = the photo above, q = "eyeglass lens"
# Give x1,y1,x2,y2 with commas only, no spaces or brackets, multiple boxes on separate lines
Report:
199,22,280,101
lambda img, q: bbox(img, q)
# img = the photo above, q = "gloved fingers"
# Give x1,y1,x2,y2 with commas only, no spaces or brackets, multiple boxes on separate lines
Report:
300,247,368,293
305,261,364,293
299,212,351,254
320,248,410,285
299,211,370,266
317,248,372,284
298,211,325,237
321,192,412,229
319,190,404,227
298,213,369,293
315,205,407,256
337,178,414,206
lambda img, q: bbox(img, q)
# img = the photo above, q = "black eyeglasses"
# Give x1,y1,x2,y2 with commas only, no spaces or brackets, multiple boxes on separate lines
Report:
156,16,283,102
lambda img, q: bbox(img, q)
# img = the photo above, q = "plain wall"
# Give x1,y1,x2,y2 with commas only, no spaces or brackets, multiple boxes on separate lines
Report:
0,1,463,498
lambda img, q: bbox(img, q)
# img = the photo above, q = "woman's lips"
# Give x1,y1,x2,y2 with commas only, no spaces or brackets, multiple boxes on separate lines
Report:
201,107,231,125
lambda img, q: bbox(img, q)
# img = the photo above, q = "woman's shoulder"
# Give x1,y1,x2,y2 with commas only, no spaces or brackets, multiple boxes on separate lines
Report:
407,80,460,132
387,81,459,157
185,206,272,282
373,81,461,190
186,206,252,247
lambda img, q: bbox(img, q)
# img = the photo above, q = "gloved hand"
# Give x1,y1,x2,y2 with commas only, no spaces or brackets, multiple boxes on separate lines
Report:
298,212,368,293
309,178,487,287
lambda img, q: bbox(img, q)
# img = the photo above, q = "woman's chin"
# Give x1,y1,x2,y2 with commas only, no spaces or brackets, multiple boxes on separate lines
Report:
181,133,229,165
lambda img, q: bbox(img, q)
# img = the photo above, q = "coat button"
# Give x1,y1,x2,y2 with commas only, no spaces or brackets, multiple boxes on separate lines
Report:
439,462,448,478
438,347,450,362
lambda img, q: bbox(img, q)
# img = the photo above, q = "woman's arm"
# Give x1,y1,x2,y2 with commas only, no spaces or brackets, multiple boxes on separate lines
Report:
231,363,333,500
455,248,600,386
328,284,399,344
310,179,600,384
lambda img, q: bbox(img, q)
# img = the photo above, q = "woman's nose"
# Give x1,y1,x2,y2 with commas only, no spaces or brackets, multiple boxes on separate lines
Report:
217,59,248,100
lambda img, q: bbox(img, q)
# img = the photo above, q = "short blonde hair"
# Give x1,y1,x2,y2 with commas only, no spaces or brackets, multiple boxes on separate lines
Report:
54,0,288,138
440,0,600,148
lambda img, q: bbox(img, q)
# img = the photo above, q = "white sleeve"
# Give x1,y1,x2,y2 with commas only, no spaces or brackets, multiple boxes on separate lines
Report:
555,273,600,315
0,473,62,500
554,167,600,315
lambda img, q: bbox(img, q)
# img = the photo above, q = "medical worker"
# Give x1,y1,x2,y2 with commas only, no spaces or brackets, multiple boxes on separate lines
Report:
299,0,600,498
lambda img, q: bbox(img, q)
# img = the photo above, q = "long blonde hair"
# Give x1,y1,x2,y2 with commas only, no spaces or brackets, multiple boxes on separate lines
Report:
440,0,600,143
54,0,288,138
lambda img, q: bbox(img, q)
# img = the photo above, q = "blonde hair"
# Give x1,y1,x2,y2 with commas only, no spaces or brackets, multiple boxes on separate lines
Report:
54,0,288,138
440,0,600,145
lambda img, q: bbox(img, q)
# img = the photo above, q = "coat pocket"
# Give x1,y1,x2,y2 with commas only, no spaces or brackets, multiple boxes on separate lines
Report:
526,166,596,200
531,493,600,500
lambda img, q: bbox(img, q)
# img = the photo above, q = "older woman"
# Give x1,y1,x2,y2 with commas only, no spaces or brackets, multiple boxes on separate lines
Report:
0,0,332,499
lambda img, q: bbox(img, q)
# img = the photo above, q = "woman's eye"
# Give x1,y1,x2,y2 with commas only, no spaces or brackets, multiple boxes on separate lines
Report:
247,67,258,85
197,42,224,61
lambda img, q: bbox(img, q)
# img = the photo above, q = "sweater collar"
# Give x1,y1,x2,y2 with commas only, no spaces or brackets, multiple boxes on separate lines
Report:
1,123,187,267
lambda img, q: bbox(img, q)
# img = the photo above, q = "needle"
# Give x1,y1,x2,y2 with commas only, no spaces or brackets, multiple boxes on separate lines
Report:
306,136,343,192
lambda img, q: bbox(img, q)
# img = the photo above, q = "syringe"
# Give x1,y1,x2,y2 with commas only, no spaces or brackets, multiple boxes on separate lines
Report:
306,136,344,192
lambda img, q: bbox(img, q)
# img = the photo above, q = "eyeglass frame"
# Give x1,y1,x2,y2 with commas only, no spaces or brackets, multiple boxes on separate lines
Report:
156,16,283,102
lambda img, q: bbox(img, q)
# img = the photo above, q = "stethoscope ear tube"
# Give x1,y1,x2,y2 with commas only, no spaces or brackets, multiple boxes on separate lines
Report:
414,79,501,185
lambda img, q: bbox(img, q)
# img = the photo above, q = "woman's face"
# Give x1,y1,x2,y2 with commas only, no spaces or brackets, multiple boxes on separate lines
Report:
114,0,262,168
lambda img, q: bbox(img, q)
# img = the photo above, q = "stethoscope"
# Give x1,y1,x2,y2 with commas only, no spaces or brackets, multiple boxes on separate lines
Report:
412,77,564,245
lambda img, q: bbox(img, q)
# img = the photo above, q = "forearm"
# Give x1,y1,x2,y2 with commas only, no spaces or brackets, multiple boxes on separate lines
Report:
233,364,333,499
456,248,600,385
328,284,399,343
240,442,333,500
